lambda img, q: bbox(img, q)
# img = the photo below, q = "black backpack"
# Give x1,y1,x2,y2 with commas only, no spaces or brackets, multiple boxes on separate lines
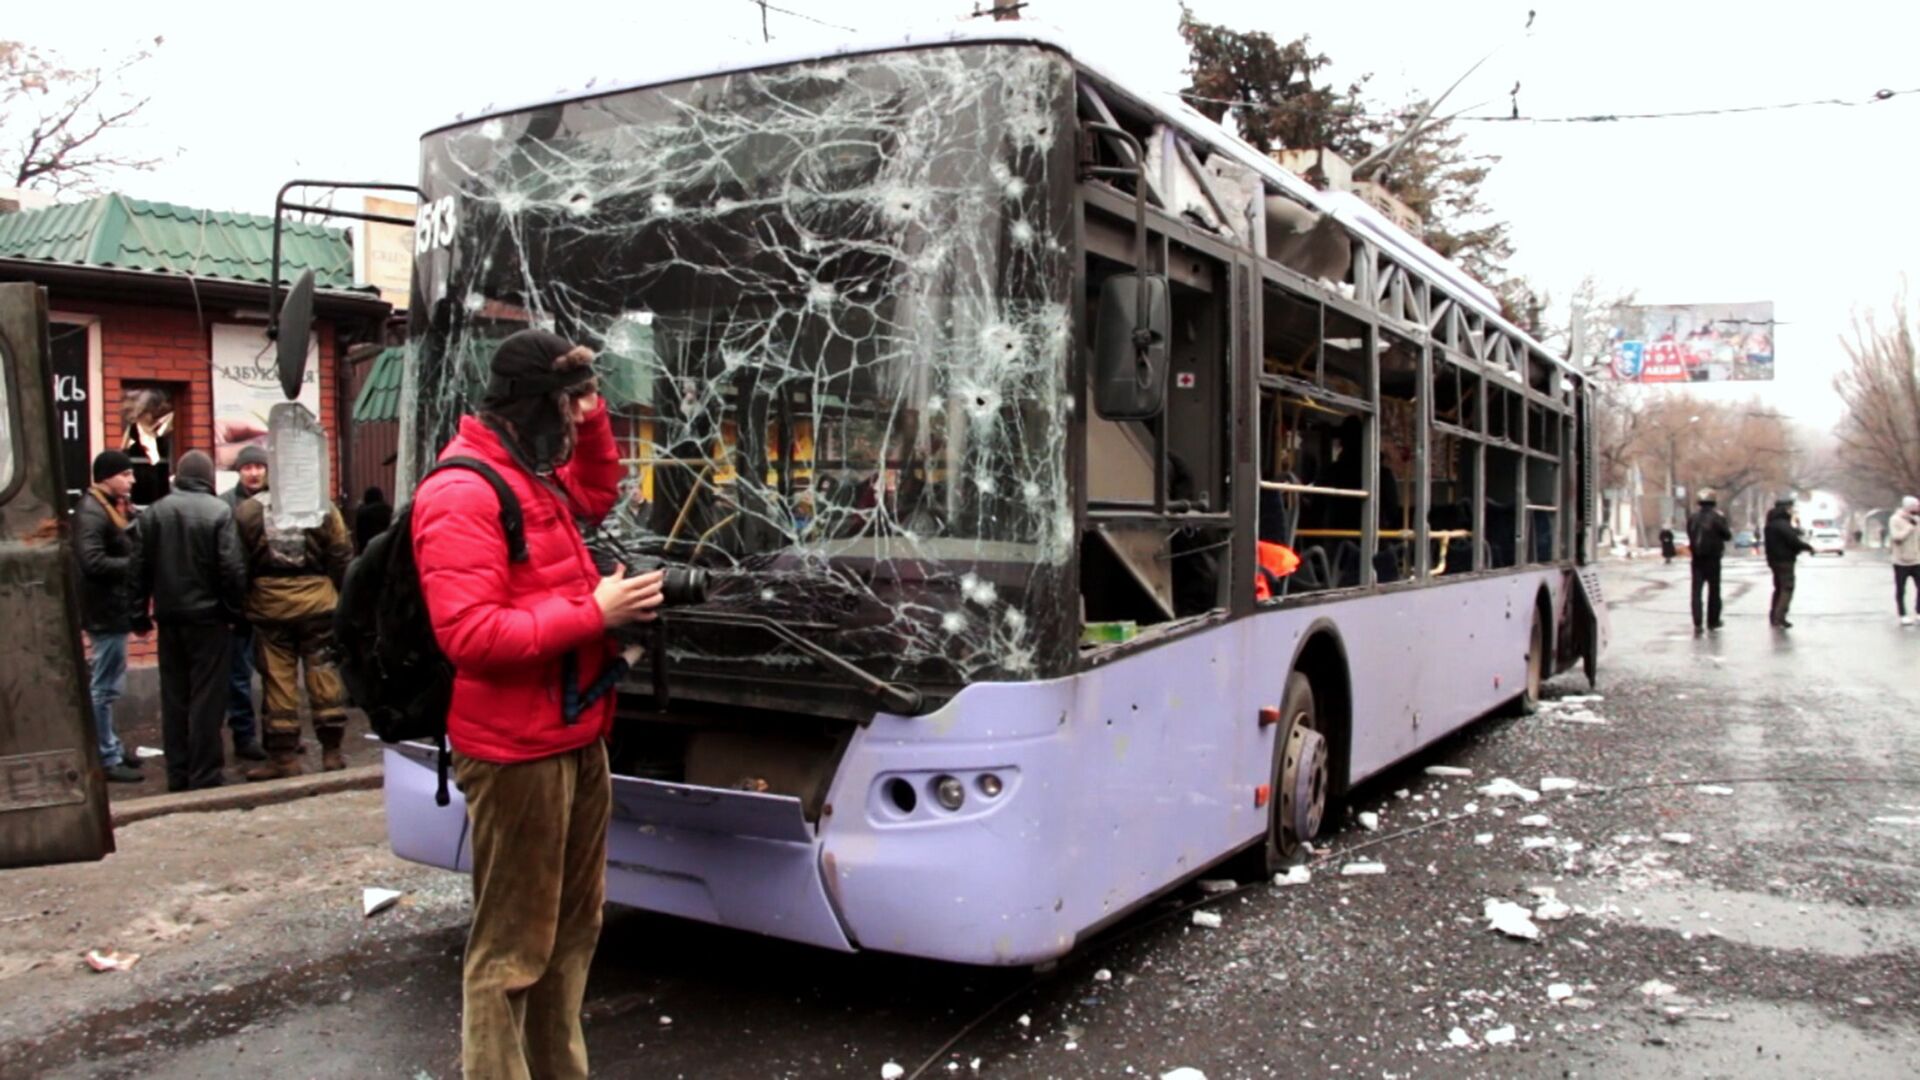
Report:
335,457,527,805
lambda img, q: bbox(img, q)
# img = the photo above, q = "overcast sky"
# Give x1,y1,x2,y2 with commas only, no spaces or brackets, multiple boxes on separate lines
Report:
11,1,1918,426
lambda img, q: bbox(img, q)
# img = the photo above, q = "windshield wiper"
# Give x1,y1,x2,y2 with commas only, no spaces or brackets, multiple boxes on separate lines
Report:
657,609,925,717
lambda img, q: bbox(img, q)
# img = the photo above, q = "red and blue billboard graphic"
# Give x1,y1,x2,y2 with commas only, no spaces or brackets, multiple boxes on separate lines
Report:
1607,302,1774,383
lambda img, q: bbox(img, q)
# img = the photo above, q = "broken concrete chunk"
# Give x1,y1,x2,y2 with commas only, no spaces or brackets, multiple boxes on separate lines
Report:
1535,899,1573,922
1448,1027,1473,1048
1659,832,1695,846
1191,911,1223,929
1695,784,1734,796
1340,860,1387,877
1484,898,1542,940
1548,983,1574,1002
1474,833,1494,845
1273,866,1312,887
1638,979,1678,997
1093,968,1113,982
882,1063,906,1080
1196,878,1237,894
1539,777,1579,793
362,888,404,918
1160,1069,1209,1080
1358,811,1380,831
1425,765,1474,778
1518,814,1551,828
1477,778,1540,803
84,948,140,973
1484,1025,1517,1046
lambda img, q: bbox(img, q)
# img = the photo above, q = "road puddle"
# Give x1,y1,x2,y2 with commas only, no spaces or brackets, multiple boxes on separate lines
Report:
1567,881,1920,958
1599,1000,1917,1078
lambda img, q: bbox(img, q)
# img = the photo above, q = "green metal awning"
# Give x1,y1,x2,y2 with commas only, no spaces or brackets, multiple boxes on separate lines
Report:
0,194,355,289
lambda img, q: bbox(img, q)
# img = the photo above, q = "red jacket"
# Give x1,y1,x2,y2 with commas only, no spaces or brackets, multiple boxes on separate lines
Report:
412,405,622,763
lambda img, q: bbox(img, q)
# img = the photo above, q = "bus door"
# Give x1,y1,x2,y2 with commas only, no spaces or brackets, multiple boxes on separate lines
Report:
0,282,115,868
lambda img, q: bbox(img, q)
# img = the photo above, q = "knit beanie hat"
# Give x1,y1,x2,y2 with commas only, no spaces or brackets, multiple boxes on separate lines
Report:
483,329,595,408
235,444,269,469
175,450,215,485
91,449,135,483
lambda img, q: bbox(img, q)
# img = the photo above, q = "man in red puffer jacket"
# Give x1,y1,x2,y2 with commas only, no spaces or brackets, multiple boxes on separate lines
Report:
412,329,664,1080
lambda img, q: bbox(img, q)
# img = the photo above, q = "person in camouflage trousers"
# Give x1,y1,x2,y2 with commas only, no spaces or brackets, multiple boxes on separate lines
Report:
232,487,354,778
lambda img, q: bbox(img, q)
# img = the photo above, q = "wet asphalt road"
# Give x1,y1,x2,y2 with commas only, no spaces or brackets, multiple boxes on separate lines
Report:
18,552,1920,1078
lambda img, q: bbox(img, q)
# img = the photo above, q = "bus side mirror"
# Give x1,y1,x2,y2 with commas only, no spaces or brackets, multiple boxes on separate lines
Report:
1092,273,1170,421
275,269,316,401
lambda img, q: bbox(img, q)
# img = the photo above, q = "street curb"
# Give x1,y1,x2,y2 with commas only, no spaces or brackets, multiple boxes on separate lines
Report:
110,763,383,827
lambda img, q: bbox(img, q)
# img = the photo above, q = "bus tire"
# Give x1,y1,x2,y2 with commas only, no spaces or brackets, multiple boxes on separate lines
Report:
1503,607,1546,717
1237,671,1328,879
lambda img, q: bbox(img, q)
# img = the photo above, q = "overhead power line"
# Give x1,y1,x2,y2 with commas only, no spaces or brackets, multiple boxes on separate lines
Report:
746,0,860,35
1175,85,1920,124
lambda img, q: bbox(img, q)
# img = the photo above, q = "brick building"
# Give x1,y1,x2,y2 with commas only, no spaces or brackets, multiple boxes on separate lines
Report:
0,194,391,670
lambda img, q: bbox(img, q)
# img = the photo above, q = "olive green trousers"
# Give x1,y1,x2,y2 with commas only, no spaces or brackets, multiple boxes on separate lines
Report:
454,741,611,1080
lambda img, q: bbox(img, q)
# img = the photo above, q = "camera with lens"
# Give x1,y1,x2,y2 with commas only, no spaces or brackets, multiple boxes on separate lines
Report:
628,557,710,607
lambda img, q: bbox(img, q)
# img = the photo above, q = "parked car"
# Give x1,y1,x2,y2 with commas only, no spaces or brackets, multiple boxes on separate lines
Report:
1810,527,1846,556
1733,529,1759,552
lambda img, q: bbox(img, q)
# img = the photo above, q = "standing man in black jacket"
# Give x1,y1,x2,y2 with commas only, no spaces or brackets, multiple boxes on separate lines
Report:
131,450,249,791
1763,495,1816,629
1686,488,1733,635
75,450,149,783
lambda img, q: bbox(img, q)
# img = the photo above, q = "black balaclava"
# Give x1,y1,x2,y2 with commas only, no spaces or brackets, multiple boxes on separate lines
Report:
481,329,596,472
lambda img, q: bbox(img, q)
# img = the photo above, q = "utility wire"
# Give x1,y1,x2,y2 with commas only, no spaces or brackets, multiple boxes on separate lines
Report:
745,0,859,35
1175,86,1920,124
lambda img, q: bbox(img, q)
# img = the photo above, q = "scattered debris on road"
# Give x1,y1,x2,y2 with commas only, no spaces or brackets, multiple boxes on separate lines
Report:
1196,878,1236,894
1695,784,1734,796
881,1061,906,1079
1484,1025,1517,1046
1340,860,1387,877
1539,777,1579,793
1190,911,1223,929
1358,811,1380,831
1658,832,1695,846
362,887,404,918
1274,866,1311,886
1425,765,1473,778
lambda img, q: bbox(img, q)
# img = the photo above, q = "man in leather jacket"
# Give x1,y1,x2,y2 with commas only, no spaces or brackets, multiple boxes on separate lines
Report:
131,450,248,790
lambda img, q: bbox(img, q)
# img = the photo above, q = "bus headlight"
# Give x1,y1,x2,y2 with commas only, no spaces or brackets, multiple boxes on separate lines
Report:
934,775,966,811
976,773,1004,799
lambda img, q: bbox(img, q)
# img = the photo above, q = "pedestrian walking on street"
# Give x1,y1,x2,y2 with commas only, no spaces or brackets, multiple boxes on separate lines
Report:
353,485,393,554
1659,525,1677,564
411,330,664,1080
232,481,355,779
1686,489,1733,634
1763,495,1816,629
75,450,150,784
219,444,270,762
131,450,248,791
1890,495,1920,625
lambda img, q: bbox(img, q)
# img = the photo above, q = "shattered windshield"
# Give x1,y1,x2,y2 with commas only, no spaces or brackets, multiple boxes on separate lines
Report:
406,44,1078,688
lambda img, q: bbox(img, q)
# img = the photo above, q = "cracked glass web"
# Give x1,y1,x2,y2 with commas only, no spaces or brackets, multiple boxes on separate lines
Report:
405,44,1079,690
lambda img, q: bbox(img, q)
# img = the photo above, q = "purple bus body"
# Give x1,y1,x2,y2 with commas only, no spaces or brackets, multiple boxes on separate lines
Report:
384,568,1566,964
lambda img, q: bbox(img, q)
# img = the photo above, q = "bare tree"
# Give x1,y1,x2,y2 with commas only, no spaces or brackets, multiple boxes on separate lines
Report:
1,37,165,193
1833,291,1920,502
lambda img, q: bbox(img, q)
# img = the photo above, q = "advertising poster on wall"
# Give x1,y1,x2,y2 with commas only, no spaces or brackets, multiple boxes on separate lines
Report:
210,323,319,490
1605,302,1775,382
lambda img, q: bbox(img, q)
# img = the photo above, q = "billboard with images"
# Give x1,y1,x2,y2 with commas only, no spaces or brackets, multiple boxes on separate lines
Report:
1606,302,1774,382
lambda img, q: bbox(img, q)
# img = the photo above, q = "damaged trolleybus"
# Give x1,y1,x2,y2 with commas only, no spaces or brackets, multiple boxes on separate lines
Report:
371,25,1607,966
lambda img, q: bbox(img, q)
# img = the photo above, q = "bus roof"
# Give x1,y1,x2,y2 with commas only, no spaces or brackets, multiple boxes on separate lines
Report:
434,22,1573,378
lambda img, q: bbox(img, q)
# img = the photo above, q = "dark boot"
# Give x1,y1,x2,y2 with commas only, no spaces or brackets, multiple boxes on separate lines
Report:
233,738,268,762
244,751,304,782
319,728,346,773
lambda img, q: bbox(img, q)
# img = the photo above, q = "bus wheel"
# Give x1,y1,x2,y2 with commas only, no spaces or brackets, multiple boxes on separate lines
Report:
1268,672,1328,871
1514,609,1545,715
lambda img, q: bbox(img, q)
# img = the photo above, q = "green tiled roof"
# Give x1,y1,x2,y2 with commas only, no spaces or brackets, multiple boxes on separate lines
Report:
0,194,354,290
352,346,407,423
